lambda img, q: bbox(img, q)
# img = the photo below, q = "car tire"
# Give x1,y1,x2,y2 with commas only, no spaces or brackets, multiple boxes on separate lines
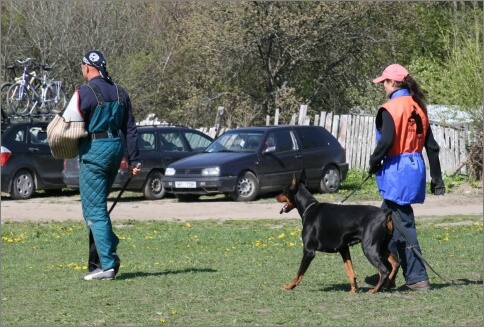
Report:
230,171,259,202
10,169,35,200
143,171,166,200
319,165,341,193
175,194,201,202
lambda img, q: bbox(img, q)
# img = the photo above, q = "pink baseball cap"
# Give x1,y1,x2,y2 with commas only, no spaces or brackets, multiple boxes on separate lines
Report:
372,64,409,83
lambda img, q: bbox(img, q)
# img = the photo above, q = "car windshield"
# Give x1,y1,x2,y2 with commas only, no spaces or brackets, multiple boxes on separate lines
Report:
205,132,264,153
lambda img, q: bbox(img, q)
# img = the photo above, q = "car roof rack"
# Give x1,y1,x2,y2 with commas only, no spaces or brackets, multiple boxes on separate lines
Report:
1,109,55,126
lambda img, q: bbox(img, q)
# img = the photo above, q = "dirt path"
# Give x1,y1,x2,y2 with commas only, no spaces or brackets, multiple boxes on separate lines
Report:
1,186,482,222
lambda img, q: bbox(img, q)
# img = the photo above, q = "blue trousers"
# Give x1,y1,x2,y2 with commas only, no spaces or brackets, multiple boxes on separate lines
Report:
381,200,429,285
79,137,123,271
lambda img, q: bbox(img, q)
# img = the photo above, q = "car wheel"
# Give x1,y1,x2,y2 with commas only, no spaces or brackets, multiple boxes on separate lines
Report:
319,166,341,193
143,171,166,200
230,171,259,202
175,194,201,202
10,169,35,200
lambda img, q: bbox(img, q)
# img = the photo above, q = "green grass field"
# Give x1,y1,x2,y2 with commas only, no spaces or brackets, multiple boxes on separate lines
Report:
1,213,482,326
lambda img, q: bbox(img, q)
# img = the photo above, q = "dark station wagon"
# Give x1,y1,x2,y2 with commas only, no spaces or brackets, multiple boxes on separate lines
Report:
163,125,349,202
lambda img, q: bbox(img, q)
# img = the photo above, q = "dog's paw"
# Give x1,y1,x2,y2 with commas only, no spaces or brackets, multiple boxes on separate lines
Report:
281,284,295,290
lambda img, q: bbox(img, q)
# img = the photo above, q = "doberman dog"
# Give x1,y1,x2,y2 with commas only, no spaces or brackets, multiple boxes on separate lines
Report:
276,174,400,294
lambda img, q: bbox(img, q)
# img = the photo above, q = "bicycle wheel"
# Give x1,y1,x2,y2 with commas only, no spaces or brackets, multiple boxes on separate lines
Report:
1,82,12,113
44,84,67,114
6,82,31,115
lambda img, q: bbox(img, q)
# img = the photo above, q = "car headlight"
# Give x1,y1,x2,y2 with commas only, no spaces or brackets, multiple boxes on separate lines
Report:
201,167,220,176
165,167,176,176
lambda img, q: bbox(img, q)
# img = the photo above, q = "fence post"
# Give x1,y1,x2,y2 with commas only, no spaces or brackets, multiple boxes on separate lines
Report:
214,106,224,138
298,105,307,125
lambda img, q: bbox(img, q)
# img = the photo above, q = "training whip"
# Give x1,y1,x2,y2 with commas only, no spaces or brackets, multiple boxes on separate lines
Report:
108,162,141,214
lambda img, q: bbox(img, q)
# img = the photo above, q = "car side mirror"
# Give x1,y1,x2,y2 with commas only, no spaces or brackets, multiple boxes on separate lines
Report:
263,146,276,154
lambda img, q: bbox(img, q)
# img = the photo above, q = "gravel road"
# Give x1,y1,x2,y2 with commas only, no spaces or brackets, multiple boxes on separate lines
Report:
1,187,482,222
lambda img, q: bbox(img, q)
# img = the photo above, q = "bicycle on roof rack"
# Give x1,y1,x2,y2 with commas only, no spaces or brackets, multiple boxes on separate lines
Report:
5,58,67,116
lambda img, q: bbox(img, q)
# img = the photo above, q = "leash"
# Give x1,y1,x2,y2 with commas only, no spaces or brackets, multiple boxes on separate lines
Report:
108,163,141,214
338,174,372,204
391,212,454,285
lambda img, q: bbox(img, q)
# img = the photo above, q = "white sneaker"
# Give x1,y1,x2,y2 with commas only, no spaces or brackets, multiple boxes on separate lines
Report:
83,268,115,280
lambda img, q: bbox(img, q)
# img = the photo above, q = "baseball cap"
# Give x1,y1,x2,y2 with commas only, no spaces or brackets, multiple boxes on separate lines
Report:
372,64,409,84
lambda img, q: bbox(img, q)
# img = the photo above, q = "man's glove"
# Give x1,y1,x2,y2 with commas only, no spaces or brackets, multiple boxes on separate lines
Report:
431,178,445,195
368,161,382,175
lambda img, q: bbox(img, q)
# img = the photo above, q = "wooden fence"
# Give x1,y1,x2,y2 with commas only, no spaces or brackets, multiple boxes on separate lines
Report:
266,106,473,177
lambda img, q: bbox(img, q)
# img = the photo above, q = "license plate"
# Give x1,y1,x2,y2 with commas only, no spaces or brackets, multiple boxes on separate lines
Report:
175,181,196,188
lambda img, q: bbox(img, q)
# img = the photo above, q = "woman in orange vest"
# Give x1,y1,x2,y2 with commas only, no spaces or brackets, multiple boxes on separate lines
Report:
366,64,445,291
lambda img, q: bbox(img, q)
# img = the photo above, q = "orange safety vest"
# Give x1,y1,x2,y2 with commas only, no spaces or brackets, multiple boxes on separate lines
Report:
379,96,429,157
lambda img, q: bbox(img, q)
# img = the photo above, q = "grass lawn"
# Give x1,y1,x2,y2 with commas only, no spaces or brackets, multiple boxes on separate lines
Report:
1,214,482,326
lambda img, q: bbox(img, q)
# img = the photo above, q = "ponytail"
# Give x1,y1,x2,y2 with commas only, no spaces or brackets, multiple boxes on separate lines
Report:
402,75,427,114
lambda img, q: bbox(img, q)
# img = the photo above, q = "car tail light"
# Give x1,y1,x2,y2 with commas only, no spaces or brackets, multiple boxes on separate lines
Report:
1,146,12,166
119,157,128,171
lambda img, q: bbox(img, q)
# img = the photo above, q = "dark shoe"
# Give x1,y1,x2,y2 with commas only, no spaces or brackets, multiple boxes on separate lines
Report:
406,280,431,291
364,274,396,288
83,268,115,281
113,253,121,276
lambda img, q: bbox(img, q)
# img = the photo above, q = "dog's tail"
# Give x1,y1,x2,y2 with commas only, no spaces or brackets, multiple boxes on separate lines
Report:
385,210,393,235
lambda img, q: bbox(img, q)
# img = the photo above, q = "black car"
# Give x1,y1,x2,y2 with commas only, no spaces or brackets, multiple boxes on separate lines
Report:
62,125,213,200
1,119,66,199
163,125,349,202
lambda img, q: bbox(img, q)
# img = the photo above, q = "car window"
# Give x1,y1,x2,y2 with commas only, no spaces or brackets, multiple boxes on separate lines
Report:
30,126,48,144
161,131,186,151
183,131,212,152
138,132,155,150
295,127,332,149
206,132,264,153
12,129,26,143
267,130,296,153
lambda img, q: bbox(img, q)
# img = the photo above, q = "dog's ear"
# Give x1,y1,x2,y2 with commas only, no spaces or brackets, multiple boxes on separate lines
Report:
299,170,308,186
291,173,297,187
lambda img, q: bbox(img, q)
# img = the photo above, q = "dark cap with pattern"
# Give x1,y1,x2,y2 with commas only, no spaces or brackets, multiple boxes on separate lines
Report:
82,50,113,83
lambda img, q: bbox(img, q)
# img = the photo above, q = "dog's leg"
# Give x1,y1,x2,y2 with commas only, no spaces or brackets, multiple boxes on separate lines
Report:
381,212,400,289
361,243,390,294
383,252,400,288
282,249,315,290
340,245,358,293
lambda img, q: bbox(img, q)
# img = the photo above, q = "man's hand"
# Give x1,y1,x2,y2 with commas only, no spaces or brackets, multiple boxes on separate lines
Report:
130,162,141,177
431,178,445,195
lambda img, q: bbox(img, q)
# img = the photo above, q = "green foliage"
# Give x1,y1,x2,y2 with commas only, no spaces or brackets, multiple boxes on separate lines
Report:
1,216,482,326
1,1,481,129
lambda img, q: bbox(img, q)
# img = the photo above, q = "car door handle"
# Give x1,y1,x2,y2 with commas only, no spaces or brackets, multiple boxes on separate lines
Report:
28,147,40,152
295,154,303,159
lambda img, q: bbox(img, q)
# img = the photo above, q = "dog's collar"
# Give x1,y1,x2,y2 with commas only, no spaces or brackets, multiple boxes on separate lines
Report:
302,202,317,217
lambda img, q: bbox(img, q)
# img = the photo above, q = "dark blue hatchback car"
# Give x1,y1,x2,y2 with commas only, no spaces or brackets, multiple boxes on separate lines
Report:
163,125,349,202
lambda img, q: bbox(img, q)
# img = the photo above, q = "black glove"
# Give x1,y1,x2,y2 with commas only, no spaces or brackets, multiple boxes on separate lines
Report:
368,161,382,175
431,178,445,195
